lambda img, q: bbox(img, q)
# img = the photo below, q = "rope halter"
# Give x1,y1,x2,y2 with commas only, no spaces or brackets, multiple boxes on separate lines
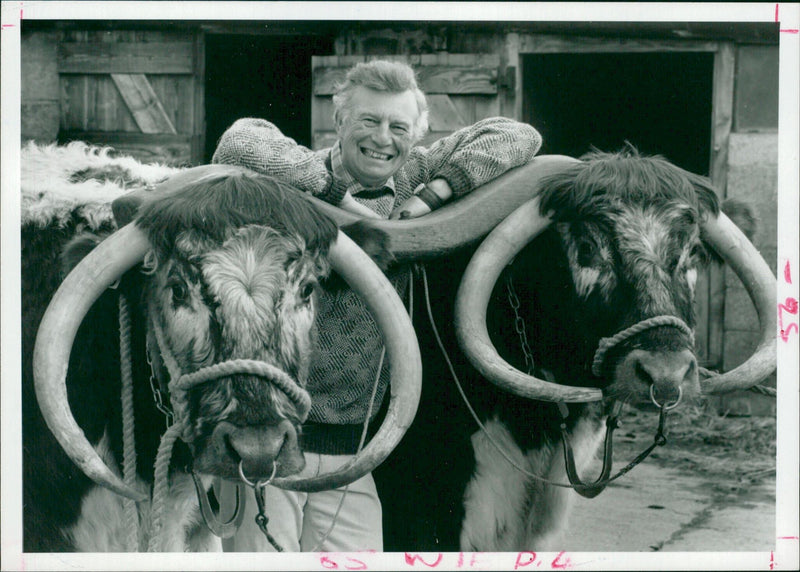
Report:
149,315,311,441
591,315,695,378
145,315,311,550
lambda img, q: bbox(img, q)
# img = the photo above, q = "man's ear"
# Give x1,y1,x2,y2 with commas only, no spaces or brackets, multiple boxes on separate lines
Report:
333,109,343,132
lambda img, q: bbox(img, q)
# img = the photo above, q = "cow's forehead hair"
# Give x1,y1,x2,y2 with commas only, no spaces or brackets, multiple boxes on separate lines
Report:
612,203,700,265
538,146,720,222
136,167,339,260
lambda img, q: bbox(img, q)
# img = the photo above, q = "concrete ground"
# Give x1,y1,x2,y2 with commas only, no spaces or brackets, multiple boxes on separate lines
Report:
563,461,776,552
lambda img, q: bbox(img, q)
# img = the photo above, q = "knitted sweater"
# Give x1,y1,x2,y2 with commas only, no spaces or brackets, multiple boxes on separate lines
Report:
212,117,542,454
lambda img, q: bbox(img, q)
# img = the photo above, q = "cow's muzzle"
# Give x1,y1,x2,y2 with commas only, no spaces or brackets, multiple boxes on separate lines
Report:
205,420,304,480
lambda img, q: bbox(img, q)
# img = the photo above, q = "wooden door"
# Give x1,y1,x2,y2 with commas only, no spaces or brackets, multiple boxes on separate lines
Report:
57,29,205,166
311,54,504,150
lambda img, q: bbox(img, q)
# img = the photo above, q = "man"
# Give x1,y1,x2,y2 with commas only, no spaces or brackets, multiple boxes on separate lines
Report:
212,59,542,551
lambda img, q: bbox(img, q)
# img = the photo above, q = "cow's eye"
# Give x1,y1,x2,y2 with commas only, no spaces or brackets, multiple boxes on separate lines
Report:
299,281,315,302
170,281,189,304
576,239,595,267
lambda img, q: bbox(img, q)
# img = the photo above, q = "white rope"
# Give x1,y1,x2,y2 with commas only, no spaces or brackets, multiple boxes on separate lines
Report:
147,423,182,552
119,295,141,551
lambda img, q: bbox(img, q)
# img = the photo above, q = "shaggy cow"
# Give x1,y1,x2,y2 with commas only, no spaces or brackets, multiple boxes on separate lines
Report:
372,148,776,551
22,143,420,551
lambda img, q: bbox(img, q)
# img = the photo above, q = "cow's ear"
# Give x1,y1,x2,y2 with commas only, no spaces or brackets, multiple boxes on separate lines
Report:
112,188,149,227
689,173,721,218
60,232,108,277
721,198,758,242
340,220,394,272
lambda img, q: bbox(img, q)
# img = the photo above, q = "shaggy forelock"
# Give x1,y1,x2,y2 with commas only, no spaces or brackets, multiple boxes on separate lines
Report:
203,227,299,360
538,145,720,222
136,167,338,261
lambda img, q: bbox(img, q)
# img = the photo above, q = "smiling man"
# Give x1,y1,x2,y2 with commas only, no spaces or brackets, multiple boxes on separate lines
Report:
211,59,542,552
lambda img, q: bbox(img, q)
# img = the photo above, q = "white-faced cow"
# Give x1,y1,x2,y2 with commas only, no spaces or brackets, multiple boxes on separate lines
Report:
22,143,420,551
362,148,776,551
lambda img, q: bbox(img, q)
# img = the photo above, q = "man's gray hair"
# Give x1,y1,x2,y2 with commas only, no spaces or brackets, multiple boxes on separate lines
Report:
333,60,429,141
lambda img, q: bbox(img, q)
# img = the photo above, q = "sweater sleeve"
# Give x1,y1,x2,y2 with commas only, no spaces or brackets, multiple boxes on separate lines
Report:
211,118,345,204
409,117,542,197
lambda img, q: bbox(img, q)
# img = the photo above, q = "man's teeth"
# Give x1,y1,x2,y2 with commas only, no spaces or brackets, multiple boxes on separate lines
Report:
362,148,391,160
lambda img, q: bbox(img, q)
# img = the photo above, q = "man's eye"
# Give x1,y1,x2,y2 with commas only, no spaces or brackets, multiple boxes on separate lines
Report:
362,118,378,126
391,124,409,134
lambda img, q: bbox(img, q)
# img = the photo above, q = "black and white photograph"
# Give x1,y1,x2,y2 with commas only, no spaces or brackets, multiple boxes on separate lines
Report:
2,2,798,570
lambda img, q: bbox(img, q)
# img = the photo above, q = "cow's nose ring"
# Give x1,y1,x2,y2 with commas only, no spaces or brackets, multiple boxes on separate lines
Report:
649,384,682,411
238,459,277,488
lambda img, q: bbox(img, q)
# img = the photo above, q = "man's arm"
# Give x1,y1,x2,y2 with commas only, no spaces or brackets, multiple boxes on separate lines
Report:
390,117,542,218
212,118,348,206
418,117,542,197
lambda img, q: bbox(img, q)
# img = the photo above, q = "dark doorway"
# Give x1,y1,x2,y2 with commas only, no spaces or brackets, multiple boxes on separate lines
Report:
522,52,714,175
205,34,335,162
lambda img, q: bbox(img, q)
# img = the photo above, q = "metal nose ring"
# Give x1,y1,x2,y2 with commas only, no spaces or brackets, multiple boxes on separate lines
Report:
650,384,682,411
238,459,277,489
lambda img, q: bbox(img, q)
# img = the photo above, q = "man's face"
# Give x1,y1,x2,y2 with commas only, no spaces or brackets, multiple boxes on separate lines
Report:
336,86,420,188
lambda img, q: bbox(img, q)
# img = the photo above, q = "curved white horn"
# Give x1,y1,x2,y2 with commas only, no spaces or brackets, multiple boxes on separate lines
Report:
272,231,422,492
33,223,151,501
304,155,581,261
699,212,777,394
455,197,604,403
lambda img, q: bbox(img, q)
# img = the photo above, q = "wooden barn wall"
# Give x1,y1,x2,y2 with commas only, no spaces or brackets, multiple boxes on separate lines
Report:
21,30,60,143
56,29,205,166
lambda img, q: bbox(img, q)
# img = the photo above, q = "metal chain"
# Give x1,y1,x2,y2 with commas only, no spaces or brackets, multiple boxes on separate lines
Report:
146,345,174,430
253,481,284,552
505,273,535,375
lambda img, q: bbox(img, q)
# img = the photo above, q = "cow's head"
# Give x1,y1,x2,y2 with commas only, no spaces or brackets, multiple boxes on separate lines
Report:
33,165,422,501
535,147,721,405
133,168,337,479
455,148,776,406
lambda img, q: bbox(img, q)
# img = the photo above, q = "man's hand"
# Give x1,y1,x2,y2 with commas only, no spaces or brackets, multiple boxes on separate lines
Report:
389,179,453,220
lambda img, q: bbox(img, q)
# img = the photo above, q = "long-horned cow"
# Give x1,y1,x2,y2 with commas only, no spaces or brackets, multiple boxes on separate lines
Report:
21,143,421,551
358,148,776,551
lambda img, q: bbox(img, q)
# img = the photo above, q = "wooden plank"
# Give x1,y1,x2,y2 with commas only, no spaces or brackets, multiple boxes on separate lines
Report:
111,74,177,134
313,131,338,151
59,130,193,145
519,34,719,54
314,64,498,95
191,32,205,164
312,97,336,132
473,93,501,121
149,75,192,132
58,42,194,74
60,75,89,131
504,32,522,120
705,42,736,368
416,65,498,94
95,76,119,131
453,96,480,125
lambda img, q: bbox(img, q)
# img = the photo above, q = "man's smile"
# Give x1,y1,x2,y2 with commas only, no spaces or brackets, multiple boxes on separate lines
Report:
361,147,394,161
